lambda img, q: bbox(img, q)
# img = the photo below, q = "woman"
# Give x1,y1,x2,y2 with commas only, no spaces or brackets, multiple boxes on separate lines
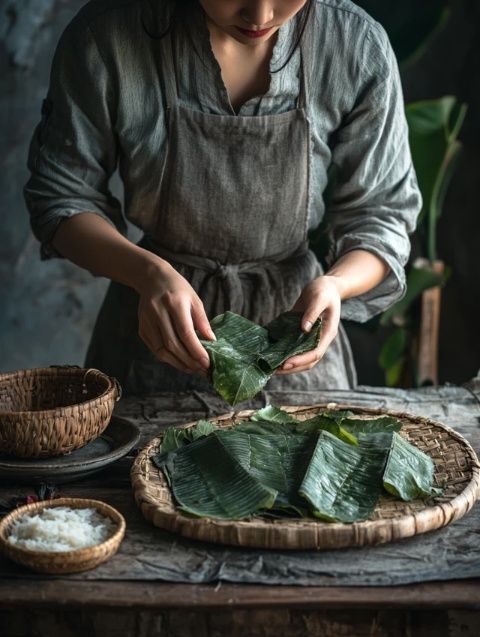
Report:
24,0,421,396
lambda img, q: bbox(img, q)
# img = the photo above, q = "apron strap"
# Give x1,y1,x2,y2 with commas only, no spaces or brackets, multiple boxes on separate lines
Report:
297,12,314,111
161,31,179,110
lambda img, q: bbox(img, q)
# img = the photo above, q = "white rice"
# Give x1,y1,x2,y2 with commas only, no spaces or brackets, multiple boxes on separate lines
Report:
7,506,117,552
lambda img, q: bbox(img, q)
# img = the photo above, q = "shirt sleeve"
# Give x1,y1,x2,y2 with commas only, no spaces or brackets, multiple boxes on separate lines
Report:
324,24,422,323
23,14,127,261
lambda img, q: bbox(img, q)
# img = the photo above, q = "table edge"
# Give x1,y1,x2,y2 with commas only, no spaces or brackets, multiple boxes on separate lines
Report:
0,579,479,611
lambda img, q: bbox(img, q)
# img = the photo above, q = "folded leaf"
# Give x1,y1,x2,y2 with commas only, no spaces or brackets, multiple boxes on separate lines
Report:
201,312,322,405
251,405,298,425
341,416,402,436
162,433,277,519
158,420,217,455
217,430,315,514
299,431,389,522
252,406,358,445
381,432,441,500
258,313,323,371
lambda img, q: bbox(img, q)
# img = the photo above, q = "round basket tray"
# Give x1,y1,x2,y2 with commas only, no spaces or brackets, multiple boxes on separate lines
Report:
131,403,480,550
0,497,126,574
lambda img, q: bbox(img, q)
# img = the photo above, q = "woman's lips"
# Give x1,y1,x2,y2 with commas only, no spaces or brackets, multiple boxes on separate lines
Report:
235,26,273,38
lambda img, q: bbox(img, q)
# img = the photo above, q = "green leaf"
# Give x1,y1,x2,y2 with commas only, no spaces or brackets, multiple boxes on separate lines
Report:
157,420,217,455
299,431,389,523
251,406,357,444
379,328,407,371
217,430,314,515
251,405,298,425
294,415,358,445
385,358,406,388
341,416,403,436
380,264,447,326
201,312,322,405
382,432,441,500
163,433,278,519
406,97,467,259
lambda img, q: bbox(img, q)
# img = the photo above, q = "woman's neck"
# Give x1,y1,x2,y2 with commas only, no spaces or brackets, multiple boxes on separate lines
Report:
206,16,278,113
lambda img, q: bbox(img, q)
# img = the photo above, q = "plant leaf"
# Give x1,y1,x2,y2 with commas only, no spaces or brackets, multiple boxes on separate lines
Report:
201,312,321,405
381,432,441,500
378,328,408,372
380,263,449,326
251,406,357,444
162,433,278,519
341,415,403,435
299,431,389,523
157,420,217,455
217,430,314,514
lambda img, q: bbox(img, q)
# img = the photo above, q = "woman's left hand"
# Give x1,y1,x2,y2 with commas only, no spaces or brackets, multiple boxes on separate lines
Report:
275,275,343,375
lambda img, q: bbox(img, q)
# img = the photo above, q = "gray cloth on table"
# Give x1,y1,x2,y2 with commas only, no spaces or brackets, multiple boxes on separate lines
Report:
23,0,422,323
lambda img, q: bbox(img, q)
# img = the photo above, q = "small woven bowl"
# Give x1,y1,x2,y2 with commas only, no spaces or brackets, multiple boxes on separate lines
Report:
0,497,126,574
0,366,122,458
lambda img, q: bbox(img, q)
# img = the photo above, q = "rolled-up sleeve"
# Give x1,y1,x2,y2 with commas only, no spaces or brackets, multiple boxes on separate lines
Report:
23,14,127,260
324,24,422,322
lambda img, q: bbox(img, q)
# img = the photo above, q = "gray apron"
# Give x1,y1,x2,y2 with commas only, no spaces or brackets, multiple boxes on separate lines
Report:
85,20,357,396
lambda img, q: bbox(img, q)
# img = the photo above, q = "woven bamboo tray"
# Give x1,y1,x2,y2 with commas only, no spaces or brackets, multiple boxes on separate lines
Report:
131,403,480,550
0,497,125,574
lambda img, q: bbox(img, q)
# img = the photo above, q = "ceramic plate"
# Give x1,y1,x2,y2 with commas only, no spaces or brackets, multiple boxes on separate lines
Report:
0,416,140,484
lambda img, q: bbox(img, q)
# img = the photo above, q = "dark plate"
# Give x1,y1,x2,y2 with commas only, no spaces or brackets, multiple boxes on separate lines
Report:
0,416,140,484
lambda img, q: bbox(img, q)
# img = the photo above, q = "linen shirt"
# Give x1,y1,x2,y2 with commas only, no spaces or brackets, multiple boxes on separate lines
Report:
23,0,422,322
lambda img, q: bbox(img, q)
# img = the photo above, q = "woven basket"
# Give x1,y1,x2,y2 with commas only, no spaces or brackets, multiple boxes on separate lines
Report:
0,366,122,458
0,497,125,574
131,403,480,550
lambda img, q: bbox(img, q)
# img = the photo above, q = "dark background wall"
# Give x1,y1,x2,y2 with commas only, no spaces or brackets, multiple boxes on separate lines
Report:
1,0,479,384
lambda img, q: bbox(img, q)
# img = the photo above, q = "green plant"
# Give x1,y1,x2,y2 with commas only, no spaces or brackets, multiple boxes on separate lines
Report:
378,97,467,386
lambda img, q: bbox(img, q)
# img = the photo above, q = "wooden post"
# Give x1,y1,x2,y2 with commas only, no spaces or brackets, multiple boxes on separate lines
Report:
417,260,445,386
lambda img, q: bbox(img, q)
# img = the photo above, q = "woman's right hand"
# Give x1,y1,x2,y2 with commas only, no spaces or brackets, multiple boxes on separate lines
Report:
134,257,216,375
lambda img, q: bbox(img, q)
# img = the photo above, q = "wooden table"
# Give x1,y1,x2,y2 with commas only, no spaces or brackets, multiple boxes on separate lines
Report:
1,382,480,637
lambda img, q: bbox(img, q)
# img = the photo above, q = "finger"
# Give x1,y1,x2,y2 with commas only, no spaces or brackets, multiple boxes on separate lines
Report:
281,304,340,371
172,302,212,369
282,348,321,370
155,348,195,374
300,296,326,333
315,301,340,351
139,319,194,374
141,303,199,371
191,300,216,342
158,308,205,371
275,362,320,376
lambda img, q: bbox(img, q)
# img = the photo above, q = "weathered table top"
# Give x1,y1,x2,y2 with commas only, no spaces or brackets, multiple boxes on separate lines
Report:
1,380,480,611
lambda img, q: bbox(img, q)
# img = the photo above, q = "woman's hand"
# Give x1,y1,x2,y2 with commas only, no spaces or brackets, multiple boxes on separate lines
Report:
275,275,343,376
134,258,216,375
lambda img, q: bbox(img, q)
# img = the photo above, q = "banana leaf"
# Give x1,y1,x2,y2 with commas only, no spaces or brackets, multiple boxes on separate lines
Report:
251,405,299,424
341,416,402,436
151,407,439,522
217,430,315,514
251,405,401,444
250,405,356,444
299,431,390,522
201,312,322,405
158,420,217,455
381,432,441,500
160,433,277,519
233,420,296,436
